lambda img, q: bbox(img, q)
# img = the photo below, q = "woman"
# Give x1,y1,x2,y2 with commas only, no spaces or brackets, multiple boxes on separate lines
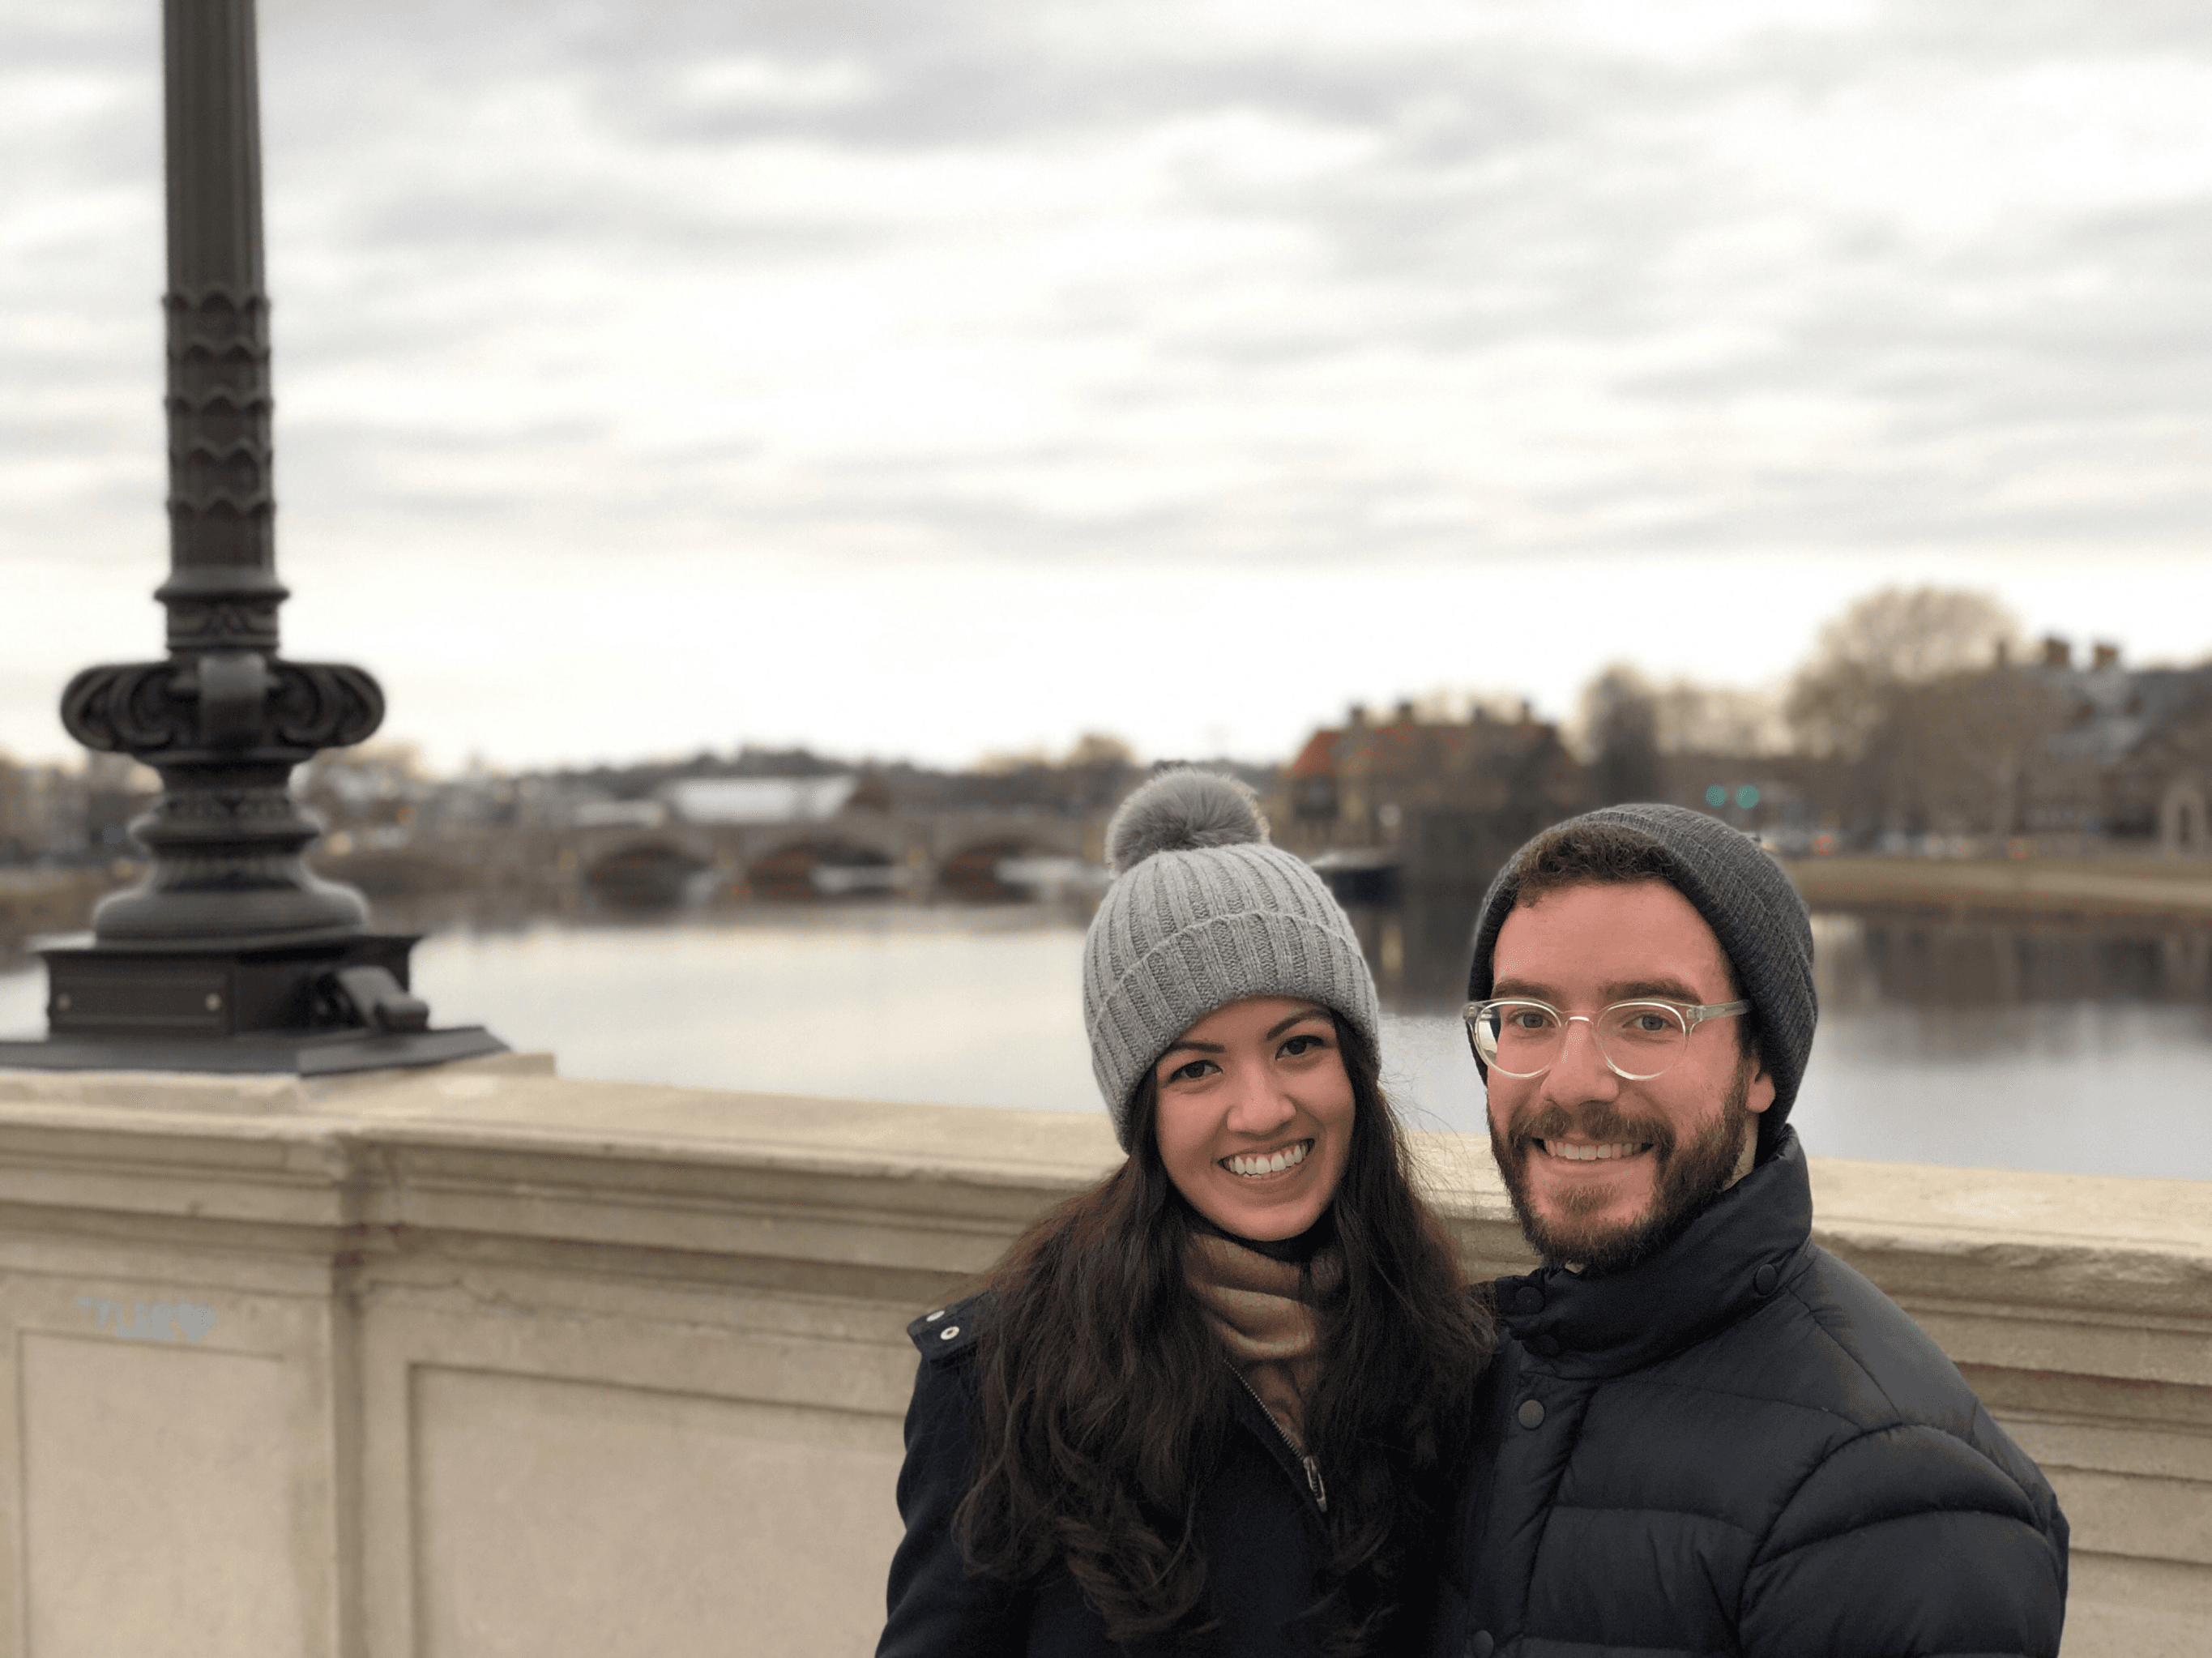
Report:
878,770,1494,1656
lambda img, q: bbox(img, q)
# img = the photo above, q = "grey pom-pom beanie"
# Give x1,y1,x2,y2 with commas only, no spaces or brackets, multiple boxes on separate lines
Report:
1084,769,1381,1151
1465,803,1817,1156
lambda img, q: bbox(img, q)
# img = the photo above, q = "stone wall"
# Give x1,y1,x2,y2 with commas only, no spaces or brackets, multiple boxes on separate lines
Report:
0,1058,2201,1656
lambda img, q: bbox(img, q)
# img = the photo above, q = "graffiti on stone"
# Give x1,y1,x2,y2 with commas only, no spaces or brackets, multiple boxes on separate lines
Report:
74,1297,218,1344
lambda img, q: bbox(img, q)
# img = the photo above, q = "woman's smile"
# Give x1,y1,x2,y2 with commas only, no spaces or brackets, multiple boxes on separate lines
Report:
1221,1139,1313,1179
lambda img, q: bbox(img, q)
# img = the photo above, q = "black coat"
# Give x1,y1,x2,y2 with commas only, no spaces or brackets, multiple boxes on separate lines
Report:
876,1294,1346,1657
1433,1129,2069,1658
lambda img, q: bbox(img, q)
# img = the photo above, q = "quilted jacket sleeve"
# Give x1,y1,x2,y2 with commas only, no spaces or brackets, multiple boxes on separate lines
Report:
1739,1408,2069,1658
876,1341,1028,1658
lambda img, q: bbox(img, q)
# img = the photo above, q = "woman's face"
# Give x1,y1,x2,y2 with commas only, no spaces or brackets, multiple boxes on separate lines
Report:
1151,995,1356,1242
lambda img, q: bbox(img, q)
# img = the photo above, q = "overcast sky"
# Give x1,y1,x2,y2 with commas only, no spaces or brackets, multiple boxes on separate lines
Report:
3,0,2208,772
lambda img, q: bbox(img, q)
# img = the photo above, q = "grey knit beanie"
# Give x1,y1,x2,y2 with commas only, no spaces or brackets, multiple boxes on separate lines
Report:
1465,803,1817,1156
1084,770,1381,1151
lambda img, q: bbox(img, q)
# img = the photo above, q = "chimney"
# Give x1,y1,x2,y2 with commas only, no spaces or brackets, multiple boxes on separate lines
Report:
2040,636,2071,669
2091,642,2120,671
1347,703,1367,729
1992,639,2009,668
1394,699,1416,724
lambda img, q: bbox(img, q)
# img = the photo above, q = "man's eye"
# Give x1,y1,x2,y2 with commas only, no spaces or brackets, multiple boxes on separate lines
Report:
1627,1013,1673,1032
1507,1010,1554,1030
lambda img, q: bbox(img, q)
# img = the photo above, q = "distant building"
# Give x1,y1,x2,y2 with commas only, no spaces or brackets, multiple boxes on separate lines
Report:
659,776,860,827
2026,645,2212,853
1275,701,1582,884
568,799,671,831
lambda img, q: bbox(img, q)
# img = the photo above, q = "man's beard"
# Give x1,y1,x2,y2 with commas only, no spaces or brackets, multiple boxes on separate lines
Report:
1489,1062,1755,1276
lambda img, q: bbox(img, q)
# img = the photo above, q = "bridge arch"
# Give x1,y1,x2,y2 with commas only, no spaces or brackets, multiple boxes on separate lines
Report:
583,838,711,907
741,835,913,900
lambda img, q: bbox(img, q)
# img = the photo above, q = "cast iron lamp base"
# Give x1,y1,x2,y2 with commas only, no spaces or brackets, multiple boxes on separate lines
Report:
0,931,507,1075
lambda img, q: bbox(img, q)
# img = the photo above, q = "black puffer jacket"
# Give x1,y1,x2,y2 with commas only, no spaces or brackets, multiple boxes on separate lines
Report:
1433,1130,2069,1658
877,1293,1346,1657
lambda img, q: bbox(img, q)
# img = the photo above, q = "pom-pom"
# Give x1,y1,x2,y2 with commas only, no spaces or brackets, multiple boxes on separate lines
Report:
1104,770,1269,874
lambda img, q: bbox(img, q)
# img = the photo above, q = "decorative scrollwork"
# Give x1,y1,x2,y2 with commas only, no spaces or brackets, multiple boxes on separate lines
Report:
165,285,275,570
61,662,195,754
166,596,281,652
164,287,269,351
268,660,385,751
59,656,384,759
152,786,304,826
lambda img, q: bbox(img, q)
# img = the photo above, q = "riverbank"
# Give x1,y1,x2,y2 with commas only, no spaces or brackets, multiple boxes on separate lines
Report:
1783,854,2212,922
7,854,2212,971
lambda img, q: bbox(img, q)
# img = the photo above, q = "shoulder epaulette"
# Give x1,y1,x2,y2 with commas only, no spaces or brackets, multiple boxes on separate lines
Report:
907,1292,986,1362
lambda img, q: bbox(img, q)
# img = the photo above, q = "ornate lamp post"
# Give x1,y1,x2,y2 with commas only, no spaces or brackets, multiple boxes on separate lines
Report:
0,0,502,1073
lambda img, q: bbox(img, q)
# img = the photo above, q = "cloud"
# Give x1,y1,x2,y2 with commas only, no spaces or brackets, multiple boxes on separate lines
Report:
3,0,2210,765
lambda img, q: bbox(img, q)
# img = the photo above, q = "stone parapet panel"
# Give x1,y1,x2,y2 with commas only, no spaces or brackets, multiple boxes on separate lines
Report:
0,1059,2201,1656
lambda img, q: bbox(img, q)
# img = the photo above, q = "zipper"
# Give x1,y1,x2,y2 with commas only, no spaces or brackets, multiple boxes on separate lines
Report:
1234,1370,1327,1513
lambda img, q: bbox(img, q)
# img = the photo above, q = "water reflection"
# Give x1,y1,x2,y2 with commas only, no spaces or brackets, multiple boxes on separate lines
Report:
1338,884,1488,1011
1782,913,2212,1178
0,904,2205,1180
1817,912,2212,1017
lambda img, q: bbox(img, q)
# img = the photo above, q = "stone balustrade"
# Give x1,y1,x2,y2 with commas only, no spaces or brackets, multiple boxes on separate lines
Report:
0,1057,2202,1656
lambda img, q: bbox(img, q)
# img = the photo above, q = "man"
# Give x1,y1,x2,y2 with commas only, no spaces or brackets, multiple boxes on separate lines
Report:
1435,804,2067,1658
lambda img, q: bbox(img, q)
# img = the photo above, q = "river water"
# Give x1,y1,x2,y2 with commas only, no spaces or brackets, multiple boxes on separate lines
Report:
2,905,2206,1180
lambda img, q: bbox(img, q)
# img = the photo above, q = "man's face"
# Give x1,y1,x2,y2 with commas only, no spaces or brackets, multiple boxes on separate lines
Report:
1485,879,1774,1272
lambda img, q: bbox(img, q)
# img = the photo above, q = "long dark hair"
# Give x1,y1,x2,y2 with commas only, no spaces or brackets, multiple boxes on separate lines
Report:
953,1015,1495,1650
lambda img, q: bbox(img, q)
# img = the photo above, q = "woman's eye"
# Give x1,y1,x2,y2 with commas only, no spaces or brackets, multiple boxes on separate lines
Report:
1165,1058,1218,1084
1279,1033,1327,1058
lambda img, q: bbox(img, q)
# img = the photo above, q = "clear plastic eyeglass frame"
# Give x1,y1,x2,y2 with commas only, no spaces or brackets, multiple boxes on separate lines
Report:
1463,997,1752,1081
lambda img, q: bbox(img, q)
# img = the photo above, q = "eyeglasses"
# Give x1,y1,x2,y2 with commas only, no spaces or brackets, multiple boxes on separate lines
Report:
1463,997,1751,1081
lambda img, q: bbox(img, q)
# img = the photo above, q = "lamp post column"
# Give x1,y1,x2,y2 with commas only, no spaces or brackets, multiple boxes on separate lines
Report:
0,0,502,1073
75,0,377,946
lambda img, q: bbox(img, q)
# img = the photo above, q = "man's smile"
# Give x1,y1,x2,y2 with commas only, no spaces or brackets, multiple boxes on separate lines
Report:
1535,1139,1655,1163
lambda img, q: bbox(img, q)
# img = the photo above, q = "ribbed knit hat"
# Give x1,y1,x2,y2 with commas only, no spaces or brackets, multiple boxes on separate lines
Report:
1084,770,1381,1151
1465,803,1817,1156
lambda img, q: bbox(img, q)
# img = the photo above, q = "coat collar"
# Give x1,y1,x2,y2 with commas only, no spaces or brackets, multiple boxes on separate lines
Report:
1494,1126,1816,1378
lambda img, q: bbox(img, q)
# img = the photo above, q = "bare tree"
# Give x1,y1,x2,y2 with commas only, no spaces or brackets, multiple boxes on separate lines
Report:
1786,587,2020,761
1650,682,1789,756
1894,669,2071,838
1582,664,1663,806
1785,588,2064,839
1061,732,1136,769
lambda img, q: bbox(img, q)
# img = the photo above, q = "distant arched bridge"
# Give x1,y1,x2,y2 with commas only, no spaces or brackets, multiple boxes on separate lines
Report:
555,810,1096,904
